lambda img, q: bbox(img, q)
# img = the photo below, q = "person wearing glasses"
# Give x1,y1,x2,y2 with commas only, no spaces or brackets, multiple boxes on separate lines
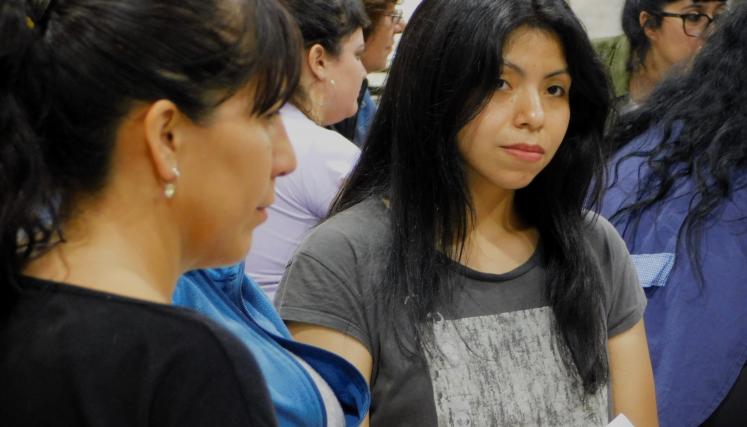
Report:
601,2,747,424
594,0,728,111
331,1,406,146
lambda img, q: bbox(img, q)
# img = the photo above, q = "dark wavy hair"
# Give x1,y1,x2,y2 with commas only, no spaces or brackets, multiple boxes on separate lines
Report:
608,2,747,284
0,0,301,311
330,0,612,394
622,0,727,73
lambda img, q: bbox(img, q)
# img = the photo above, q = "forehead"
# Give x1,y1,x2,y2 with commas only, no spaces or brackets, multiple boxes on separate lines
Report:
666,0,727,8
502,27,567,67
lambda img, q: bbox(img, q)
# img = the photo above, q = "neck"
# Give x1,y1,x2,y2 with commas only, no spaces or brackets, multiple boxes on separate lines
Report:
459,179,538,274
24,198,181,304
630,50,670,103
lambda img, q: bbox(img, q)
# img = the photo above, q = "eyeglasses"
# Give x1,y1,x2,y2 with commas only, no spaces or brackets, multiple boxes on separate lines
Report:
654,10,724,37
386,8,404,26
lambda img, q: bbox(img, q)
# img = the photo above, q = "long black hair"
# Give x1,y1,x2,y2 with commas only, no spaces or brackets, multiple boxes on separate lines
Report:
608,2,747,284
330,0,612,394
0,0,301,311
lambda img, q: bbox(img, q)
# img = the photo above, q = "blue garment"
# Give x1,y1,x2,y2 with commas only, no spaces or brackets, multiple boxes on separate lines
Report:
353,88,376,147
173,264,370,427
600,127,747,427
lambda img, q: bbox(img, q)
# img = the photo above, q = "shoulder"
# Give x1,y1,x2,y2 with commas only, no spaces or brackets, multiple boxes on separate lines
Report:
592,34,630,63
298,198,390,253
281,105,360,162
54,284,255,365
582,212,629,262
284,198,391,288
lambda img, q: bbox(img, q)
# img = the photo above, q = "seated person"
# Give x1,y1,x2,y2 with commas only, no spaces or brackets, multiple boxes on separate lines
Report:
601,3,747,425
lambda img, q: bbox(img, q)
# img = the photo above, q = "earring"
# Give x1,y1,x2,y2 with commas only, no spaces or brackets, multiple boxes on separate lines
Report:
164,166,180,199
330,79,336,86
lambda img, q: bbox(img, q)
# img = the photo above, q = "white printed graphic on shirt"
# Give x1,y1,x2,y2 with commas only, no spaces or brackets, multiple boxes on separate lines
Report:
423,306,607,426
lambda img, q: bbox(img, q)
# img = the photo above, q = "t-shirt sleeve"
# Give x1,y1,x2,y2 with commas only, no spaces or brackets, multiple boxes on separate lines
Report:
149,319,277,427
593,216,647,338
275,232,372,353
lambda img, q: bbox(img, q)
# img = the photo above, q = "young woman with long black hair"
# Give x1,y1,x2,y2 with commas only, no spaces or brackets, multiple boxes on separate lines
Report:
276,0,658,425
602,4,747,425
0,0,300,424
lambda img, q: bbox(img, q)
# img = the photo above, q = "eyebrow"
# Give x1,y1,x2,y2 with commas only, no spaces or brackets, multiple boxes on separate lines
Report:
502,61,570,79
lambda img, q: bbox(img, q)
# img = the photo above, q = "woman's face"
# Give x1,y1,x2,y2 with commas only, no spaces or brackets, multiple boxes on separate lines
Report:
362,3,406,72
321,28,367,125
176,84,296,268
457,26,571,195
645,0,728,69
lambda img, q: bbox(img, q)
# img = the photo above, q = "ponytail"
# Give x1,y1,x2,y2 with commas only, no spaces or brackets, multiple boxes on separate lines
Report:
1,0,58,310
1,0,302,311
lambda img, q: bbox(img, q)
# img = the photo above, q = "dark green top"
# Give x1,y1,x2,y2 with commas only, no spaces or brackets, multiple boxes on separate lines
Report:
593,34,632,102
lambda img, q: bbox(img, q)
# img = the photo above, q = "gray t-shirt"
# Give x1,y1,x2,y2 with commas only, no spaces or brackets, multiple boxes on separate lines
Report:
276,197,646,427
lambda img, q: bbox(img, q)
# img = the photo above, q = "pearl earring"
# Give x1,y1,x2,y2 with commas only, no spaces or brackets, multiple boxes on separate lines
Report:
330,79,336,86
164,166,180,199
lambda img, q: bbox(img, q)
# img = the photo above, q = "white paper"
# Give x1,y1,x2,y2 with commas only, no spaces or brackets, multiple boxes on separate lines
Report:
607,413,635,427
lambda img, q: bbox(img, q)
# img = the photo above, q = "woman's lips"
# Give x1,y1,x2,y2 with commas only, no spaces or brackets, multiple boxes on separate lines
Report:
501,143,544,162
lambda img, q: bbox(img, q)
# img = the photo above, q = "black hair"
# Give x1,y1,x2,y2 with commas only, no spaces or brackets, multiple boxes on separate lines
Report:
330,0,612,394
608,2,747,285
0,0,301,311
622,0,727,73
281,0,369,56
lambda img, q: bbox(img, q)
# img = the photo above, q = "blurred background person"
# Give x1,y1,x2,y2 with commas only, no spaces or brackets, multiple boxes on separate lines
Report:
0,0,300,424
241,0,368,301
331,0,406,146
601,3,746,425
594,0,728,111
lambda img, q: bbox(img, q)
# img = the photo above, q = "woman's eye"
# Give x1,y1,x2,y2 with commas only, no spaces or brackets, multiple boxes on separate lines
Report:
684,13,704,23
547,85,566,97
497,79,510,90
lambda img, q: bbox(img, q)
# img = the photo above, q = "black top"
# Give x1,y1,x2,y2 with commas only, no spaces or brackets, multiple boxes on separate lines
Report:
0,276,277,427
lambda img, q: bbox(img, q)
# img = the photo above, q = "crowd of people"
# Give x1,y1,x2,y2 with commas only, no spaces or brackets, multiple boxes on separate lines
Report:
1,0,744,426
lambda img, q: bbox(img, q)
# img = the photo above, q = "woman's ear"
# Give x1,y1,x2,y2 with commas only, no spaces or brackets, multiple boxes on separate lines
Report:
639,11,658,40
143,100,182,183
305,43,329,82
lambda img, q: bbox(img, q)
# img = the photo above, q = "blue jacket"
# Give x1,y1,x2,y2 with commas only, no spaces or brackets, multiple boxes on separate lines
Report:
173,264,370,427
600,127,747,427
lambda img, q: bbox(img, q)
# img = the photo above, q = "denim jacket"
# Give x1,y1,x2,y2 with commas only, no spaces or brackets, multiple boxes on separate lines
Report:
601,126,747,426
174,264,370,427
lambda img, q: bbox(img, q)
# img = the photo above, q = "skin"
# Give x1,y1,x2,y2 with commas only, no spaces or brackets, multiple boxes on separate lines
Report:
302,28,367,126
24,83,296,304
631,0,728,101
361,3,406,72
289,26,658,426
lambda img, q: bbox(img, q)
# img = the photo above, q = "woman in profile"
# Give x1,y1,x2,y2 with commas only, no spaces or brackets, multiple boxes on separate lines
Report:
0,0,299,424
174,0,372,425
602,3,747,425
594,0,728,111
276,0,658,425
243,0,369,300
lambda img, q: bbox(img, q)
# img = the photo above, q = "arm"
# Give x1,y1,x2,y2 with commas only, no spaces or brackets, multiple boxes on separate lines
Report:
607,320,658,427
288,321,372,427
